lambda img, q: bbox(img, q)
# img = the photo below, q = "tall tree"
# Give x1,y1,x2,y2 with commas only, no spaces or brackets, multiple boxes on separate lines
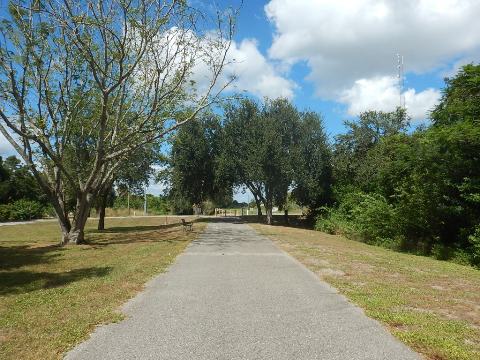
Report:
165,112,231,214
220,98,263,217
0,0,233,243
222,98,299,224
291,112,332,215
431,63,480,126
333,108,409,189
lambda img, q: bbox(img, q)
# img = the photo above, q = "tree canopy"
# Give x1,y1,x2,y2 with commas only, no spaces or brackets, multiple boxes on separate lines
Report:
166,98,332,224
165,112,231,214
431,63,480,126
0,0,233,243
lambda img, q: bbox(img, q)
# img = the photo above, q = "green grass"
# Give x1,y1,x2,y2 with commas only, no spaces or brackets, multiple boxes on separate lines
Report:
0,216,204,360
251,223,480,360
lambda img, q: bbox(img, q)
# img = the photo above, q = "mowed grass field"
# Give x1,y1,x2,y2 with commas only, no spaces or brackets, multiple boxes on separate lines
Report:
0,216,203,360
251,224,480,360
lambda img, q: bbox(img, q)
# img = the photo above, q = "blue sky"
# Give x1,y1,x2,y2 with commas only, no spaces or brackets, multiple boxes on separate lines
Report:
206,0,479,201
1,0,480,201
212,0,478,137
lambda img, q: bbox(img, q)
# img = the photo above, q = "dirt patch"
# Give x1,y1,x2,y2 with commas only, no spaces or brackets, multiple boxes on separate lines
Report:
402,306,434,314
304,258,330,267
316,268,345,277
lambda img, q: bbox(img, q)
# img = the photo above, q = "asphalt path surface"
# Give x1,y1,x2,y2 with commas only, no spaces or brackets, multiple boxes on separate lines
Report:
65,220,420,360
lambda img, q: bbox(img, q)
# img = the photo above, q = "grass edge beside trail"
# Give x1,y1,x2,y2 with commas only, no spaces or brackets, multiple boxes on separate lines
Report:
250,223,480,360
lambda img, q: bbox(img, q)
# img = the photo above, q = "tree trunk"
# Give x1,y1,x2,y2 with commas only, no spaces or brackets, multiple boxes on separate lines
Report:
253,194,263,220
57,215,71,243
97,191,108,231
284,209,289,225
62,227,85,245
49,192,72,245
266,205,273,225
262,192,274,225
61,192,93,245
98,203,106,231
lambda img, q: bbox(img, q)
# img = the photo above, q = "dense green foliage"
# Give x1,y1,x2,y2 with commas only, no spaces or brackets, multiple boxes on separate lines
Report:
164,113,232,214
0,199,46,221
0,156,47,221
113,194,170,215
317,64,480,266
220,98,332,223
291,112,333,212
165,100,332,221
0,156,45,204
221,99,297,223
431,64,480,126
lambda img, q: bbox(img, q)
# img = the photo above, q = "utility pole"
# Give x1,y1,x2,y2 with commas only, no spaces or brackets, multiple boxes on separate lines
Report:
144,185,147,216
127,185,130,216
397,53,405,109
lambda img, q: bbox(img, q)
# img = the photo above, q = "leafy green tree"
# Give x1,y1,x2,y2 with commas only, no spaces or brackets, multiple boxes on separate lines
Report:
354,133,416,196
0,158,8,202
165,112,231,214
333,108,409,190
393,122,480,251
222,98,299,224
0,156,44,204
291,112,333,215
0,0,233,243
431,63,480,126
220,99,264,217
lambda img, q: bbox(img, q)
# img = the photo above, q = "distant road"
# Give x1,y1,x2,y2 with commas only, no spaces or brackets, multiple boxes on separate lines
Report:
0,219,57,227
0,215,201,227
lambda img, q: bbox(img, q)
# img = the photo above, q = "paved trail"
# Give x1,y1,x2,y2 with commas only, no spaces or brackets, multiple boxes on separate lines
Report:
66,221,419,360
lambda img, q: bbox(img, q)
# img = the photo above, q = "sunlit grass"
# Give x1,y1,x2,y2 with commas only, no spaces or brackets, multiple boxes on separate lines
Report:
251,223,480,360
0,217,204,360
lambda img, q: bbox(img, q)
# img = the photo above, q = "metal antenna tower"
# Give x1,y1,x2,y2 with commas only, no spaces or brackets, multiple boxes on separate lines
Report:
397,53,405,109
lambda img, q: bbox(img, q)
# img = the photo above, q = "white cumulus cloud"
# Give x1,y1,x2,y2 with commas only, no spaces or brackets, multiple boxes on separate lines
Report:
340,76,441,120
191,38,296,100
265,0,480,116
226,39,296,99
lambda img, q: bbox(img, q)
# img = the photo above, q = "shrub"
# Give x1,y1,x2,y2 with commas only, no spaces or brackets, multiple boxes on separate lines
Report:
431,244,471,265
9,199,45,220
315,217,337,234
315,193,398,246
468,225,480,267
315,207,347,235
0,204,12,221
349,193,398,245
201,200,215,215
43,205,57,218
